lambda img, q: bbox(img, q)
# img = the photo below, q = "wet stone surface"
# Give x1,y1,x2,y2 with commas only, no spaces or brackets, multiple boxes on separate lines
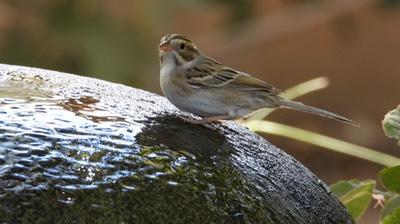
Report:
0,64,354,223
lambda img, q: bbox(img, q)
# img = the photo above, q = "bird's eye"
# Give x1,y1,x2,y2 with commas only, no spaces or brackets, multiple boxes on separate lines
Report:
180,43,186,50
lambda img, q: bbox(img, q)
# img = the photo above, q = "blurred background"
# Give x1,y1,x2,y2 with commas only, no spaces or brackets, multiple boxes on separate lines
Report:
1,0,399,222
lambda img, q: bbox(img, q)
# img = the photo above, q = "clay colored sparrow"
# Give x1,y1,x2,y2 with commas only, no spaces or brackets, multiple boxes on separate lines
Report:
158,34,357,126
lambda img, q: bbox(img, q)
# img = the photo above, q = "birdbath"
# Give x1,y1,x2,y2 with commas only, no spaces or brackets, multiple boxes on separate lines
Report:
0,64,354,223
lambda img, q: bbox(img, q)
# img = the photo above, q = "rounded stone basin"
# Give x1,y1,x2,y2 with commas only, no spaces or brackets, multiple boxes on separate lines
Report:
0,64,354,223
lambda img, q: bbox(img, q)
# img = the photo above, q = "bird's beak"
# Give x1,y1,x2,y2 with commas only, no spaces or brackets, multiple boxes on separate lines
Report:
159,42,172,52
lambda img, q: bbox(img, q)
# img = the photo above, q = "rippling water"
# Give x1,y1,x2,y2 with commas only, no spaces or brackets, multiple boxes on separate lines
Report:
0,67,357,224
0,83,267,223
1,86,142,191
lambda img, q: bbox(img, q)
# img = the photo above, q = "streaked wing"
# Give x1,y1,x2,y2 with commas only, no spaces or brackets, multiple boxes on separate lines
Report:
185,58,281,94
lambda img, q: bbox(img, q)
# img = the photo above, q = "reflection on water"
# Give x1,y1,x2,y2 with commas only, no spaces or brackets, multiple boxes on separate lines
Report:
0,90,142,191
0,84,269,223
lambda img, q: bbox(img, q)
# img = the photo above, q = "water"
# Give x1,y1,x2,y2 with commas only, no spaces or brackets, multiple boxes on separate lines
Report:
0,66,356,224
0,84,266,223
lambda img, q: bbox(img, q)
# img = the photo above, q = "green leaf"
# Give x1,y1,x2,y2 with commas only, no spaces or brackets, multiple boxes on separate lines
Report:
330,179,375,221
382,208,400,224
382,105,400,146
380,166,400,193
381,196,400,222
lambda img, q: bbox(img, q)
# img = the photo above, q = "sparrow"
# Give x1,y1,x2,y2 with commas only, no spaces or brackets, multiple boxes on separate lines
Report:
158,34,358,126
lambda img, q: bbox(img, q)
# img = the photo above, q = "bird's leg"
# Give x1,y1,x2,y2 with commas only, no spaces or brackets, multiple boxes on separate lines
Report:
176,114,230,124
189,115,231,124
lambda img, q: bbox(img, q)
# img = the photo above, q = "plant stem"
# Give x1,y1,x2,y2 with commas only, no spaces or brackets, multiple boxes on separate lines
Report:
245,120,400,167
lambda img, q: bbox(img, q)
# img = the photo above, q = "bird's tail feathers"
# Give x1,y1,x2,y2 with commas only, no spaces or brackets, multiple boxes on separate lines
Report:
277,100,359,127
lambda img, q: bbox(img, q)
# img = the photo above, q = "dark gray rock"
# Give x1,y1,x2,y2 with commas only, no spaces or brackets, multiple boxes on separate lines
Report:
0,64,354,223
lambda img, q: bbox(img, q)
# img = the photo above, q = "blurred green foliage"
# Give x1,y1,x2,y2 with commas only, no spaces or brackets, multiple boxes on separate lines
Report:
0,0,398,88
0,0,255,87
0,0,156,86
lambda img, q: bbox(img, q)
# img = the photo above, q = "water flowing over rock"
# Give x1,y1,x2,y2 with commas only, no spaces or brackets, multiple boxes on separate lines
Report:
0,64,354,223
